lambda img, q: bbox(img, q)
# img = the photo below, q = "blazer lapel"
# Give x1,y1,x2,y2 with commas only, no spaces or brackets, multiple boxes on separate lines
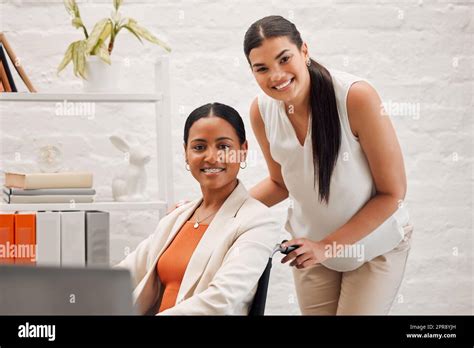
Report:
133,198,202,311
159,198,203,256
176,180,249,303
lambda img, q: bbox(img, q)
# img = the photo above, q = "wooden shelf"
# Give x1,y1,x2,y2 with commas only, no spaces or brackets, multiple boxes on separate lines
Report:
0,200,167,211
0,93,162,103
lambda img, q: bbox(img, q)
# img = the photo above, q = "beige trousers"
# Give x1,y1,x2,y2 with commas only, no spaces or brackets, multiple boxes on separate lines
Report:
292,225,413,315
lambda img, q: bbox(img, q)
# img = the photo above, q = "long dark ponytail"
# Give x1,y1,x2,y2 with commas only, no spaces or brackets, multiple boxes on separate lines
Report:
244,15,340,204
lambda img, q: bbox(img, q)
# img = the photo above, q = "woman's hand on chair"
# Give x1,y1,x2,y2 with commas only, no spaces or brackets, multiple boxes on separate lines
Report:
281,238,329,269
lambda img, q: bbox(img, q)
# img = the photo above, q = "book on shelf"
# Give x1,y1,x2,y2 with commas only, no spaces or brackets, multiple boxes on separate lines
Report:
0,213,15,264
36,211,60,266
3,186,96,196
85,211,110,267
14,212,36,265
0,43,17,92
3,194,95,204
4,171,93,190
60,211,85,267
1,210,110,267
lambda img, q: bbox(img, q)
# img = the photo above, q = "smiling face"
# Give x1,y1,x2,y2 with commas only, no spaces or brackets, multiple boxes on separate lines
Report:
248,36,310,104
184,116,247,191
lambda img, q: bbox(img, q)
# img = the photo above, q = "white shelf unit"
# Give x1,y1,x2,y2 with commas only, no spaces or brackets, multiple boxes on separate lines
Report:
0,93,161,102
0,201,167,212
0,57,174,215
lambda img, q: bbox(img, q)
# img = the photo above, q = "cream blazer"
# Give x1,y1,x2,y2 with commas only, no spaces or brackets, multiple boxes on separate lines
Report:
116,180,281,315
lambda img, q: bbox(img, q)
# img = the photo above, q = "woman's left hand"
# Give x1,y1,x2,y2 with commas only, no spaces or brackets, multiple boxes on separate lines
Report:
281,238,329,269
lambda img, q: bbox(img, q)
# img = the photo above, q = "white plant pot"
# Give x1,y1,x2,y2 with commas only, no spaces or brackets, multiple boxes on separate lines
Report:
82,56,122,93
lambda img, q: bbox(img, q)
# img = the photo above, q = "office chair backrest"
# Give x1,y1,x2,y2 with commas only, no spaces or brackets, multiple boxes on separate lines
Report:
248,240,299,316
248,257,273,316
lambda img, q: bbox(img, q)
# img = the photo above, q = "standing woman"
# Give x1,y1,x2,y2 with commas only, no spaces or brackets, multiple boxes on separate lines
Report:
244,15,413,315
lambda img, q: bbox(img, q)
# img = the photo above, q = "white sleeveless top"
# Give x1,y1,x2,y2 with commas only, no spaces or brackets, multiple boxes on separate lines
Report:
257,69,409,271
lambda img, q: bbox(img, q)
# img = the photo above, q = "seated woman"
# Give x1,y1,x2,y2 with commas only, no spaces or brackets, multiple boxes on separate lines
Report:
116,102,280,315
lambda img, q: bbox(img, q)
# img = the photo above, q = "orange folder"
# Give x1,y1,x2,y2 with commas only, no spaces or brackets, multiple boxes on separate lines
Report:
14,213,36,265
0,213,15,264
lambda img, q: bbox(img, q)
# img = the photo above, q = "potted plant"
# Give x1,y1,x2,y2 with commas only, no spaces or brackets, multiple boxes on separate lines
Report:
57,0,171,92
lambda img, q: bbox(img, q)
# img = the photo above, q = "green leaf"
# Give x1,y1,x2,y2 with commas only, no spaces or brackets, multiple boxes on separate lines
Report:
64,0,80,19
72,42,79,77
57,41,75,74
63,0,74,16
113,0,123,11
85,18,110,53
71,41,87,79
71,17,83,29
76,41,87,79
64,0,88,37
100,21,112,42
127,20,171,52
90,21,112,55
122,25,143,44
96,43,112,65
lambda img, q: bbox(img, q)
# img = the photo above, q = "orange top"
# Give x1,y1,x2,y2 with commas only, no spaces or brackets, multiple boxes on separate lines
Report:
157,221,208,313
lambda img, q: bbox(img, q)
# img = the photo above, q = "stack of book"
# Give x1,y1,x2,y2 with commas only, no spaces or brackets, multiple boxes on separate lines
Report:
0,210,110,267
3,172,95,204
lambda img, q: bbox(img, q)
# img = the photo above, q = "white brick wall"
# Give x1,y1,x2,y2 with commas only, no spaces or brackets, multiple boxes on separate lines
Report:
0,0,472,315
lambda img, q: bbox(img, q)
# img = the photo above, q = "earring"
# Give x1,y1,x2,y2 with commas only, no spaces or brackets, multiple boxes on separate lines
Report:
306,57,311,67
240,161,247,169
185,163,190,171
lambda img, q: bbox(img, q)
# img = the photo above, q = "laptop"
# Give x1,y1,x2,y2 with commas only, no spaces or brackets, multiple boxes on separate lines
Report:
0,265,136,315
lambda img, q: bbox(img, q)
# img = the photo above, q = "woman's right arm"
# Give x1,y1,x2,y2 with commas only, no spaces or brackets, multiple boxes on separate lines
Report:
249,97,289,207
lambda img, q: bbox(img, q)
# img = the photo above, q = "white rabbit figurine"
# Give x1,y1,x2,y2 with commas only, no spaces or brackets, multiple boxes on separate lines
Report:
109,135,151,202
